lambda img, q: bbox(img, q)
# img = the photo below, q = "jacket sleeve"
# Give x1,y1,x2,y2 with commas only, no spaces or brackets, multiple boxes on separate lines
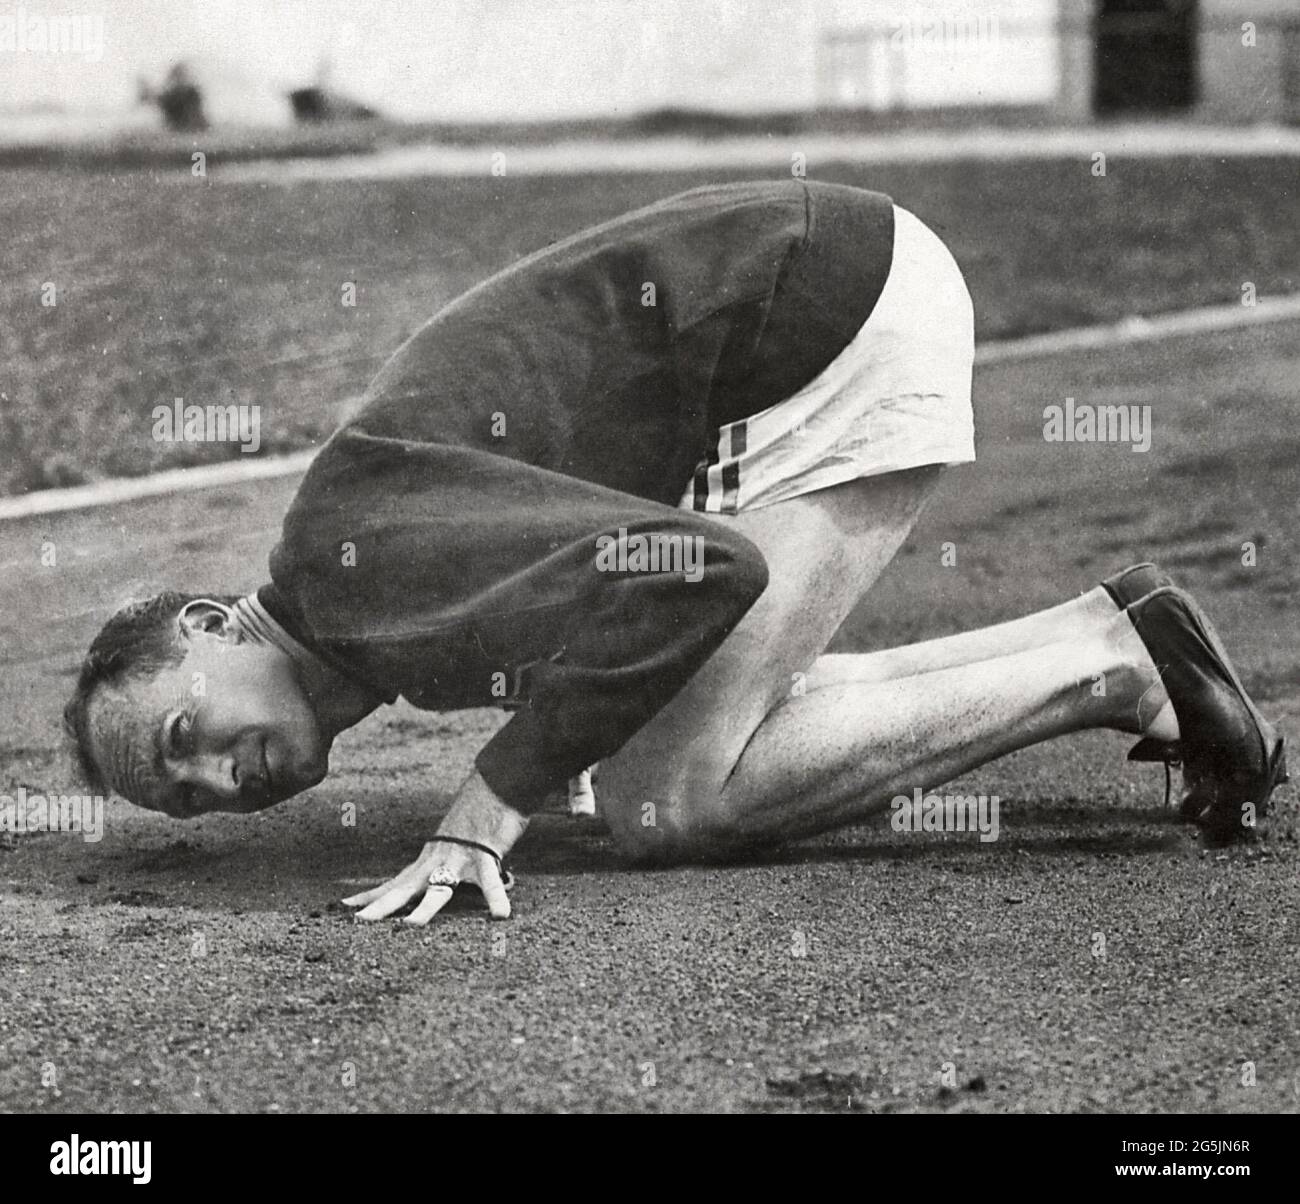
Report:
473,504,769,811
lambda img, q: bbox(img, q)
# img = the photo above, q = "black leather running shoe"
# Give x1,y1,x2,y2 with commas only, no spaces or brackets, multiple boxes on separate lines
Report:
1125,587,1287,844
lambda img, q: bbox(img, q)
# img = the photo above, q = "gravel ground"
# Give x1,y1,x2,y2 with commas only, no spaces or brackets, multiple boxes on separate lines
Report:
1,317,1297,1115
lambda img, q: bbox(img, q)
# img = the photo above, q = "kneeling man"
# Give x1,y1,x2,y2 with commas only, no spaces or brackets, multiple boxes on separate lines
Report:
65,181,1287,925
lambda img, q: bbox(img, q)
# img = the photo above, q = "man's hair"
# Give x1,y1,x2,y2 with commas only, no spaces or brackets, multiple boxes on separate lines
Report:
63,592,240,793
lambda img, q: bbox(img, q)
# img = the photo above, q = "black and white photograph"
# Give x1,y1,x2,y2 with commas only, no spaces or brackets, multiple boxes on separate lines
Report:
1,0,1297,1162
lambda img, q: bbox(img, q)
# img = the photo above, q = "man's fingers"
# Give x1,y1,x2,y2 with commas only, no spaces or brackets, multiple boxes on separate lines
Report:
479,870,512,920
344,866,426,910
343,846,511,924
355,881,425,921
343,855,437,908
341,883,391,908
344,845,469,910
403,884,454,926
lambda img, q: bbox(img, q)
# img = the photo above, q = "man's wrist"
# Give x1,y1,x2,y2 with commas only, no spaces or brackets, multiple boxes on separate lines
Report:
435,770,529,858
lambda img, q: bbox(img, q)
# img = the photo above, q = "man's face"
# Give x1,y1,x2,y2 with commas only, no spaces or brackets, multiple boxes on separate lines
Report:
87,603,329,817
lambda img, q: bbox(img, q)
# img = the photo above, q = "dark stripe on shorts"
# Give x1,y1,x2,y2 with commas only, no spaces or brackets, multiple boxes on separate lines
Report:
692,425,723,511
691,460,709,510
720,421,747,512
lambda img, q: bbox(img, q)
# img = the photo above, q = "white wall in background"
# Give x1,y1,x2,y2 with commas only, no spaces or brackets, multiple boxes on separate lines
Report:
0,0,1062,124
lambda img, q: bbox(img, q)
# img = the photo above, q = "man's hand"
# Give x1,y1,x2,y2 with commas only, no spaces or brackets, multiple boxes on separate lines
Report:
342,770,528,926
342,837,511,924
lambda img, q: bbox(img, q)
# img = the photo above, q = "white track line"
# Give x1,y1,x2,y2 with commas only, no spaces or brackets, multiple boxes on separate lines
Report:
974,292,1300,365
0,450,317,522
215,125,1300,185
2,295,1297,523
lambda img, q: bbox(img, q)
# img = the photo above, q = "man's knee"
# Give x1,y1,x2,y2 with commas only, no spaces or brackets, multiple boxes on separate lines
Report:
602,788,738,865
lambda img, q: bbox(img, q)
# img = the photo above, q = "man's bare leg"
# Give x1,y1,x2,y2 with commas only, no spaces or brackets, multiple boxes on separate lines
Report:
689,624,1163,848
596,468,1176,860
804,588,1120,686
575,581,1172,813
800,588,1180,740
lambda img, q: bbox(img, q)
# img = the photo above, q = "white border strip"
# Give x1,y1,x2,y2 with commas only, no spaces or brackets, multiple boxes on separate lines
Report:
2,295,1298,522
214,125,1300,185
0,450,318,521
974,292,1300,365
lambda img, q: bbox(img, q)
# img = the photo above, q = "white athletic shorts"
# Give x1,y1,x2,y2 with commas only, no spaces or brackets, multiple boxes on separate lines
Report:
679,204,976,515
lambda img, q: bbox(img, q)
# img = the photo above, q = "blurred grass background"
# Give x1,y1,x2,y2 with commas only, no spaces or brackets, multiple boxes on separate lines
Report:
2,155,1297,496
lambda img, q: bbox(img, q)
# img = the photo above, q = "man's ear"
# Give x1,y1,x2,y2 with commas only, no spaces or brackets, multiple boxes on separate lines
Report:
177,598,238,641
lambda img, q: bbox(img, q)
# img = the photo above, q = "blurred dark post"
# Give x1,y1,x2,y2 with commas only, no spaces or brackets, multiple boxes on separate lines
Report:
150,62,208,132
1094,0,1199,113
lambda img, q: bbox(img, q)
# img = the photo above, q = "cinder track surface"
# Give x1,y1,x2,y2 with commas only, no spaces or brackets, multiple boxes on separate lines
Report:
1,317,1297,1115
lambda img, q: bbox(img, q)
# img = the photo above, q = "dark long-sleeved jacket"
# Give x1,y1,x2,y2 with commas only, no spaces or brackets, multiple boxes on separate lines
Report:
260,180,896,811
